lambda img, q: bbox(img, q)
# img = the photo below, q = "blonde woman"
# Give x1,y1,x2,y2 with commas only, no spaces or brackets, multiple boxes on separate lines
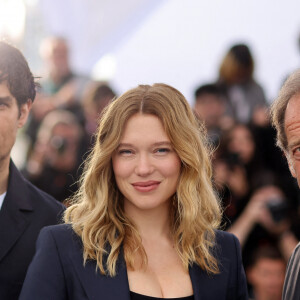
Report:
20,84,248,299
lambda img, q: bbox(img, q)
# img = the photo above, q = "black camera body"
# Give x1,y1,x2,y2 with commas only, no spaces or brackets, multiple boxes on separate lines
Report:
266,196,288,223
50,136,68,155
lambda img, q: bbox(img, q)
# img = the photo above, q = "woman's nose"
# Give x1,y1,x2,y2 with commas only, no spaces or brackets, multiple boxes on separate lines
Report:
135,153,154,176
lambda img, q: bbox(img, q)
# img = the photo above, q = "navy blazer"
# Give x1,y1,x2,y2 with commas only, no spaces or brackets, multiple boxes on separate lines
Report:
0,161,65,300
20,224,248,299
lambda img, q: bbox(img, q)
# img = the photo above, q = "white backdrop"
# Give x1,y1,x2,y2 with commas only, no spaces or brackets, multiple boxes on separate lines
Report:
33,0,300,103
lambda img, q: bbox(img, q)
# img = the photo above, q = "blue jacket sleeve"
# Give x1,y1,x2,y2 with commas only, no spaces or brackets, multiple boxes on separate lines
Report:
19,226,67,300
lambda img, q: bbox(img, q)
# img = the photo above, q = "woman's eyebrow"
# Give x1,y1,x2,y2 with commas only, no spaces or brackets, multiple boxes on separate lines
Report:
152,141,172,147
117,143,133,148
118,141,172,148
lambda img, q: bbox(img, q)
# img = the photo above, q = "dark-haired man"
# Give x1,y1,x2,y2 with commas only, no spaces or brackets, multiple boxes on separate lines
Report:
247,246,286,300
194,83,233,147
271,68,300,300
0,41,65,299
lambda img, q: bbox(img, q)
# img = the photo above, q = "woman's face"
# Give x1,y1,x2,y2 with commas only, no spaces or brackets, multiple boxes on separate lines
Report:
112,113,181,214
228,125,255,163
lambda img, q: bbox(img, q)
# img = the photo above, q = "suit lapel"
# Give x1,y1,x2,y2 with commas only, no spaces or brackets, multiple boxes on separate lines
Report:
0,161,33,262
69,239,131,300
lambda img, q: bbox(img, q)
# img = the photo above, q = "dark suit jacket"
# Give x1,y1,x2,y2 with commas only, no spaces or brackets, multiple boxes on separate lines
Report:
282,242,300,300
20,224,248,300
0,161,65,300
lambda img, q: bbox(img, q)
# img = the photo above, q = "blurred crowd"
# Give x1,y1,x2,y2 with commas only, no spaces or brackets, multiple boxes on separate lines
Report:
17,36,300,299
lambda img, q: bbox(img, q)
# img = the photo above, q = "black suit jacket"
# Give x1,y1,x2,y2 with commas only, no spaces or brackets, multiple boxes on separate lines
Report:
0,161,65,300
20,224,248,300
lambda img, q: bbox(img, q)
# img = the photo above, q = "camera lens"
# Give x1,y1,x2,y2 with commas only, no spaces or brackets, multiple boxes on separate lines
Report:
266,196,288,223
50,136,67,154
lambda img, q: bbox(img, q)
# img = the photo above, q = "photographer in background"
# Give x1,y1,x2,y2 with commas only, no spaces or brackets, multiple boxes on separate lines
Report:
228,184,297,261
213,122,298,279
23,109,87,204
214,123,270,225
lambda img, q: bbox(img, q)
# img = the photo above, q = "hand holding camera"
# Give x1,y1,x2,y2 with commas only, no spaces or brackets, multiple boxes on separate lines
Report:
247,185,289,235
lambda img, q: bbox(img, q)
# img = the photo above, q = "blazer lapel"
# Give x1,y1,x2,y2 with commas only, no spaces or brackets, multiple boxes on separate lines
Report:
189,264,206,300
70,241,131,300
0,162,33,262
189,259,230,300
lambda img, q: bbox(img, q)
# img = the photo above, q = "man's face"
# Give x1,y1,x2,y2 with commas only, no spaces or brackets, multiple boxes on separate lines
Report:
0,81,31,167
194,94,225,128
285,93,300,186
247,258,285,299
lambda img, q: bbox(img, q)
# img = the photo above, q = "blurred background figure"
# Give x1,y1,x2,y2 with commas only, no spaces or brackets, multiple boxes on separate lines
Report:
247,246,286,300
217,44,268,124
23,109,88,204
82,81,116,141
26,36,90,146
227,184,298,261
193,83,233,148
212,122,299,292
214,123,268,219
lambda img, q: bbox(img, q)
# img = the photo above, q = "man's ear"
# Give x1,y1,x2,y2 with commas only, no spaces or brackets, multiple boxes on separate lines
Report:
285,151,296,178
18,100,32,128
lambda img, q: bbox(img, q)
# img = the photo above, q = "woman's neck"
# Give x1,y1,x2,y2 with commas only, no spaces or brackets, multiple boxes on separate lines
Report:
125,201,172,242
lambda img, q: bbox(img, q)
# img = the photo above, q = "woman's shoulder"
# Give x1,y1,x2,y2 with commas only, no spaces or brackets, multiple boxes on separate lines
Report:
215,229,237,241
214,230,241,256
40,223,73,234
39,223,81,246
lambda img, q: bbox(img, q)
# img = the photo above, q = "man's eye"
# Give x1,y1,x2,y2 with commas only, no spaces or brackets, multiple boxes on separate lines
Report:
293,147,300,158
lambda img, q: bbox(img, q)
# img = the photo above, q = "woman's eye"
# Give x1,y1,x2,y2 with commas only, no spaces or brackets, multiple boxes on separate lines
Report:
119,149,132,155
156,148,170,154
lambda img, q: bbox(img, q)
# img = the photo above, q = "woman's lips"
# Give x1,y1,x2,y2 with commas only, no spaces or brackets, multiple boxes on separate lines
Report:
132,181,160,192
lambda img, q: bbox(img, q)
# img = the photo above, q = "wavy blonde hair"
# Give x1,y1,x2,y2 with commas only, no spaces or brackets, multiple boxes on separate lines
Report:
64,83,222,276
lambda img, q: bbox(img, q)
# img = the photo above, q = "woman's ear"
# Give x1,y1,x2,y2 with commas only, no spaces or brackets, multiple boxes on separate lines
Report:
18,100,32,128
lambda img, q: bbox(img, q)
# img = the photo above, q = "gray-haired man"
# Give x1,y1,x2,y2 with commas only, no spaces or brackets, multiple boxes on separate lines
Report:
271,69,300,300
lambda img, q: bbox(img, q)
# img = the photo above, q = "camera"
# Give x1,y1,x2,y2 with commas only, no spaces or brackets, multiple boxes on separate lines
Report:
266,196,288,223
50,136,68,155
